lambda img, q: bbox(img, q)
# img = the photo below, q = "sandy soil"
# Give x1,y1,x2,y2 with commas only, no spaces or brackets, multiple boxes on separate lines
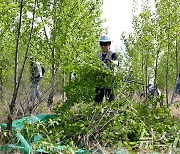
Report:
170,105,180,118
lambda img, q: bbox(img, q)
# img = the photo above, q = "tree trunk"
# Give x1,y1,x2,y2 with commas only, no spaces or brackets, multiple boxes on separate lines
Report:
165,12,171,107
145,47,149,98
8,0,23,131
0,67,3,100
47,0,56,112
47,47,55,111
154,46,160,89
8,0,37,130
141,49,145,92
170,33,179,104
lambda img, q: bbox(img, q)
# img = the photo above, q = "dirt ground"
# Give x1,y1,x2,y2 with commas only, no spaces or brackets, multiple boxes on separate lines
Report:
169,95,180,118
170,105,180,118
0,94,179,123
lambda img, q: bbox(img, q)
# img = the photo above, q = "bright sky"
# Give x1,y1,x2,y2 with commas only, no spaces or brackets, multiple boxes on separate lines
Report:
102,0,155,51
101,0,134,51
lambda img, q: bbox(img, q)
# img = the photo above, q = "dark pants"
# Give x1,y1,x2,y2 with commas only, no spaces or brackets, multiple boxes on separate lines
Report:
175,84,180,95
30,77,42,102
95,87,115,103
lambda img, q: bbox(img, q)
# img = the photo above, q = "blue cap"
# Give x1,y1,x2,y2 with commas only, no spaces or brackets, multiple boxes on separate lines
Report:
99,35,111,42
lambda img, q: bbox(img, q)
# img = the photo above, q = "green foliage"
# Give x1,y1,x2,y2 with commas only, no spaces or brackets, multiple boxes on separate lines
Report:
19,96,179,152
62,59,116,107
0,0,179,153
122,0,180,93
0,0,104,111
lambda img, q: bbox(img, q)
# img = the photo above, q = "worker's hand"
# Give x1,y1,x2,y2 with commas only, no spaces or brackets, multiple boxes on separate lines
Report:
104,59,111,63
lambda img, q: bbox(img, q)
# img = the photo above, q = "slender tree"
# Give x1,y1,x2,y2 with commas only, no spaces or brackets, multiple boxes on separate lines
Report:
0,67,3,100
7,0,24,130
8,0,37,130
123,0,179,103
47,0,56,112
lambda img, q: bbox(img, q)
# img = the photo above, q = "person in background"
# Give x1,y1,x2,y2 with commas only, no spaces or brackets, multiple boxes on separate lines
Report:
95,35,119,103
29,58,45,113
140,84,161,98
174,73,180,96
